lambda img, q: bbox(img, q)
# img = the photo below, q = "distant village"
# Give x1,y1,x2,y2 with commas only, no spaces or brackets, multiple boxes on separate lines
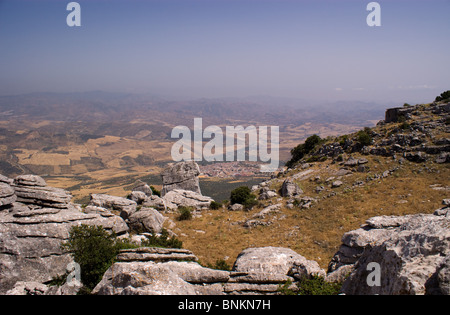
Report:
199,161,267,178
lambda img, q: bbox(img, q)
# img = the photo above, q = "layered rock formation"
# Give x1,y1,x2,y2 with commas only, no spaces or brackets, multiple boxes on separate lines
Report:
0,175,129,294
328,203,450,295
161,161,202,196
92,246,324,295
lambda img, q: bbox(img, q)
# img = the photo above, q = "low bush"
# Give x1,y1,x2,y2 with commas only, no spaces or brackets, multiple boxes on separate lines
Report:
177,206,193,221
61,225,183,293
230,186,257,210
209,201,222,210
435,90,450,102
278,276,342,295
286,135,323,168
61,225,120,292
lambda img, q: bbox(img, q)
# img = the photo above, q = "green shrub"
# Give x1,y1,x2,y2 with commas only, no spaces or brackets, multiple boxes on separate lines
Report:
399,122,411,130
142,228,183,249
207,259,231,271
435,90,450,102
278,276,342,296
177,206,193,221
61,225,184,292
210,201,222,210
61,225,119,291
230,186,257,210
286,135,322,168
357,129,372,146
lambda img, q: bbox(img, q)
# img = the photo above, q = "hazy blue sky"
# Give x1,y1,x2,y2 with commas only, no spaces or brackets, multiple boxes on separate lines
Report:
0,0,449,103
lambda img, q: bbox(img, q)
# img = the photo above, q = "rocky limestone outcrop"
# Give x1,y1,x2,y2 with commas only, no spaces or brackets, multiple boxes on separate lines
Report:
127,207,166,234
0,174,129,294
13,175,72,209
88,194,137,220
161,161,201,196
92,246,325,295
0,182,16,208
163,189,214,210
280,179,303,198
328,203,450,295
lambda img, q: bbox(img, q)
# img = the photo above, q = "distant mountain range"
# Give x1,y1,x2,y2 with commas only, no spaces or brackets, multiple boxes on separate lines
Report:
0,91,389,126
0,91,393,199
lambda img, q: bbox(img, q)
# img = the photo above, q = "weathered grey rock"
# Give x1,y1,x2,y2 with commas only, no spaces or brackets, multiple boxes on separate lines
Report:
437,256,450,295
116,247,198,263
89,194,137,219
405,151,427,163
93,246,326,296
233,247,325,280
280,179,303,198
161,161,201,196
14,185,72,209
229,203,244,211
132,181,153,197
243,219,271,228
0,197,129,294
252,204,281,219
385,106,417,123
93,246,231,295
331,212,450,295
258,189,278,200
5,281,50,295
331,180,343,188
142,195,166,210
129,191,147,204
0,175,13,185
92,261,198,295
14,175,47,187
436,152,450,164
163,189,213,210
0,183,16,208
13,175,72,209
127,208,166,234
344,157,359,167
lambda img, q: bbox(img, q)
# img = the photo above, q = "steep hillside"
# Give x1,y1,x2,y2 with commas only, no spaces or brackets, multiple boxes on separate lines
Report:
167,99,449,268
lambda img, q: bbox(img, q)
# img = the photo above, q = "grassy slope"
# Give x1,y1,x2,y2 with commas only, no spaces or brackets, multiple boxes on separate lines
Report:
165,103,450,268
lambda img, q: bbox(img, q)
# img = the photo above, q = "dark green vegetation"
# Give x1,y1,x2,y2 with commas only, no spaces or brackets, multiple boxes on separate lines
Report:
61,225,182,293
435,90,450,102
177,206,193,221
286,135,323,168
230,186,258,210
278,277,342,295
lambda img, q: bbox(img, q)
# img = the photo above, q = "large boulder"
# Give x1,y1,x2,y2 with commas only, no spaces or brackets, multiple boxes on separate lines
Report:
93,248,228,295
161,161,201,196
280,179,303,198
89,194,137,220
127,208,166,234
233,247,325,281
13,175,72,209
329,205,450,295
163,189,214,210
0,179,129,294
92,246,325,295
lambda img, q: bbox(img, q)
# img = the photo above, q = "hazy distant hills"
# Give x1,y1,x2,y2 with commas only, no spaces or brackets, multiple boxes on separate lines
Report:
0,91,387,126
0,91,390,199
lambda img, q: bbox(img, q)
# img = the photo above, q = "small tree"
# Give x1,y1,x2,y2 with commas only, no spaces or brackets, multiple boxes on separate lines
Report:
61,225,118,291
435,90,450,102
230,186,257,210
357,129,372,146
177,206,193,221
286,135,322,168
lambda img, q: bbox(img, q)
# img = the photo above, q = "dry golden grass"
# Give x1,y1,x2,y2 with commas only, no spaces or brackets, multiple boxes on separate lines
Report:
167,159,449,269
